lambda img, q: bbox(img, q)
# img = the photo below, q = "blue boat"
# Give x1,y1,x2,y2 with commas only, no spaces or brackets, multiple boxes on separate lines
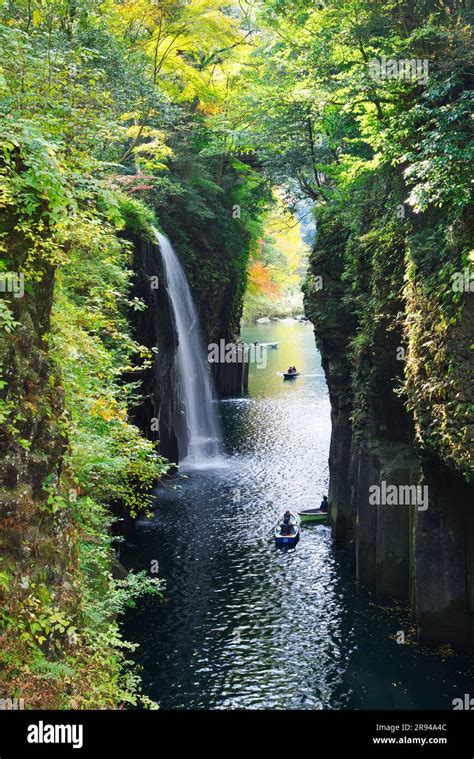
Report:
274,512,300,546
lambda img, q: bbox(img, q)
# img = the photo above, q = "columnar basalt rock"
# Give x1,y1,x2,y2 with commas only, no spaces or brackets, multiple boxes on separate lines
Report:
304,197,474,646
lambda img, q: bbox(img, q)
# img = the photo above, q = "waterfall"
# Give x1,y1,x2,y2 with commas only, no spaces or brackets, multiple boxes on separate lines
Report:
154,228,222,464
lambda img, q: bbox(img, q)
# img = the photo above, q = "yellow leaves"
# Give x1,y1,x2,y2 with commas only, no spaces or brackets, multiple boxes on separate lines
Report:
125,124,158,140
133,138,172,157
133,140,174,173
32,9,42,27
120,122,174,171
114,0,247,110
90,397,124,422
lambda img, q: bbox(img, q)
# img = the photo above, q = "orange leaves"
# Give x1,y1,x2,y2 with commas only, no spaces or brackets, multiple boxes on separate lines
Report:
247,260,281,298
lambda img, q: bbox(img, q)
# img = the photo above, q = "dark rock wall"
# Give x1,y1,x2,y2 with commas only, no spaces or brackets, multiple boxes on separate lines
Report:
304,194,474,646
415,458,474,646
125,228,248,464
123,230,180,464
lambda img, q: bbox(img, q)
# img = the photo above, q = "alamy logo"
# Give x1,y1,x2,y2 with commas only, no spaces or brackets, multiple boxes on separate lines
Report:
0,697,25,710
451,267,474,292
0,272,24,298
369,481,429,511
208,340,267,369
452,694,474,710
27,721,83,750
368,56,429,86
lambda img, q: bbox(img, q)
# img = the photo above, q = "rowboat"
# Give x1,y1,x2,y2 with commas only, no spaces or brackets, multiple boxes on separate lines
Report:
299,509,328,524
283,372,300,380
274,512,300,546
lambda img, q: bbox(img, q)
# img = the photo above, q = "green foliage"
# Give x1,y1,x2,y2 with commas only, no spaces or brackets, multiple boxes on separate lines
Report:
277,1,473,477
115,194,157,238
69,494,163,708
0,301,19,332
2,0,471,712
0,0,270,710
51,198,172,516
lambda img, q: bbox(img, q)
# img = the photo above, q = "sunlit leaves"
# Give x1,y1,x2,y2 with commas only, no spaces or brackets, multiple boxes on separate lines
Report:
115,0,248,109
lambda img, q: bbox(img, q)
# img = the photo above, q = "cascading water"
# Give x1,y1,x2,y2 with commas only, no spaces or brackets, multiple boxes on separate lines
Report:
154,228,222,464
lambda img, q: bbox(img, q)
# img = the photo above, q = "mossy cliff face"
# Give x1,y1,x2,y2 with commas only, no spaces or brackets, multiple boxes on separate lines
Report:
0,213,64,501
153,158,265,348
122,226,180,464
0,206,65,499
0,210,79,706
0,139,166,706
404,209,474,645
146,155,269,399
304,172,474,646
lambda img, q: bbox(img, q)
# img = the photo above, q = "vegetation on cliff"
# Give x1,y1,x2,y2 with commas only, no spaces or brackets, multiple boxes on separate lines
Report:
234,0,472,642
0,0,472,707
230,0,473,481
0,121,169,707
0,0,268,707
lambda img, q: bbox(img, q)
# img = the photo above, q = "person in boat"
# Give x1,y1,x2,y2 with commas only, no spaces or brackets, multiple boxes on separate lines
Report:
286,366,297,375
281,510,293,535
320,496,328,513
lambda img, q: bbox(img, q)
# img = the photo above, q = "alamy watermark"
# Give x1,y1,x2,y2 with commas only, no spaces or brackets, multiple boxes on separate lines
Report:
451,267,474,293
0,697,25,710
208,339,267,369
0,272,24,298
452,694,474,710
396,346,406,361
369,481,429,511
368,56,429,86
232,627,244,645
27,721,83,750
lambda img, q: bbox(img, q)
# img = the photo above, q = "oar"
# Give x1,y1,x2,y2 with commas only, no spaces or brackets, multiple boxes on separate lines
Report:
263,523,277,539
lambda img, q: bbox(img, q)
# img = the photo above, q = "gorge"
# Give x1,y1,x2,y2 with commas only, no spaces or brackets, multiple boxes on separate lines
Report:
0,0,472,711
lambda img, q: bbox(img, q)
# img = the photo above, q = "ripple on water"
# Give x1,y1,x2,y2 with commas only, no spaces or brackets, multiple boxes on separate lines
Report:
122,323,474,710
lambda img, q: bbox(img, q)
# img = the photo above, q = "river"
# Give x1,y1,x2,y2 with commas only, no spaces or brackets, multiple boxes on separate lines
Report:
122,320,472,710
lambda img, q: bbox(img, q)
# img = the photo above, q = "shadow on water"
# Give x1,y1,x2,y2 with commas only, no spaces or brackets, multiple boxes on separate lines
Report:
122,321,473,709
